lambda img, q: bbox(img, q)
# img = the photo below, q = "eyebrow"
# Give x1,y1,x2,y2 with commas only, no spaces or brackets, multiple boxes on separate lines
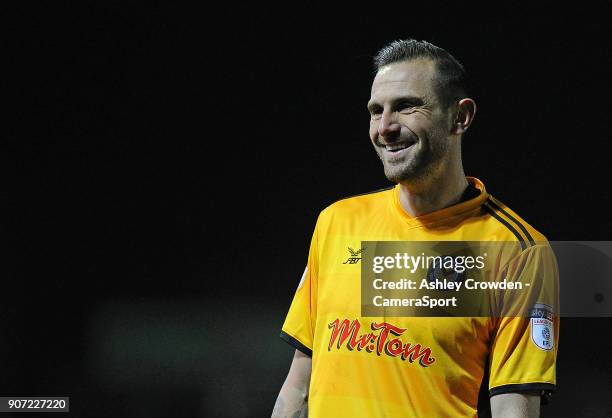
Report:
367,95,425,112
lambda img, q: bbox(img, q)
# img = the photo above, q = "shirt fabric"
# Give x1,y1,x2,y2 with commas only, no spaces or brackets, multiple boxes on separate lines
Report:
280,177,559,418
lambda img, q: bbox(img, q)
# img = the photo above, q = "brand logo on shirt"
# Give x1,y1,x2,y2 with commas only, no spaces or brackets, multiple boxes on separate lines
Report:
343,247,365,265
327,318,436,367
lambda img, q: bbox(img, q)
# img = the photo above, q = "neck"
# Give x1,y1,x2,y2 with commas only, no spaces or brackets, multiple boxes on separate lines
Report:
398,164,469,217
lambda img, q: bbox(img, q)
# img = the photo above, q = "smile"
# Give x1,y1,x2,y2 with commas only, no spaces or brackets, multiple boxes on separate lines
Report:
384,141,415,153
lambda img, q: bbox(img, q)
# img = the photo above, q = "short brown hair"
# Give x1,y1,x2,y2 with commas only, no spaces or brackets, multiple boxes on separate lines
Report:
374,39,469,108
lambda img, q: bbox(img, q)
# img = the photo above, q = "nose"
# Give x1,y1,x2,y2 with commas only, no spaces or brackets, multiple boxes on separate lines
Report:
378,109,401,140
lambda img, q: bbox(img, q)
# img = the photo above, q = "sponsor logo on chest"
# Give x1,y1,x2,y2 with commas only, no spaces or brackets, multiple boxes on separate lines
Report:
327,318,436,367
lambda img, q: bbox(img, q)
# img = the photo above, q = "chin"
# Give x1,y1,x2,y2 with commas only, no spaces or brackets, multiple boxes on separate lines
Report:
384,167,415,183
383,161,426,184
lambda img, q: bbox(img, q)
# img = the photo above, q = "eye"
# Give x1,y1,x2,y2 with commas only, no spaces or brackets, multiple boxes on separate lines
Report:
369,105,383,119
397,101,418,113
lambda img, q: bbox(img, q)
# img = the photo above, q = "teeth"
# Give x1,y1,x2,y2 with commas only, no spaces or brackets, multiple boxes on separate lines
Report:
385,143,411,151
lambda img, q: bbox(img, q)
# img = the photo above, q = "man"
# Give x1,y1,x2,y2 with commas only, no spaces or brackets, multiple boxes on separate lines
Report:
272,39,558,418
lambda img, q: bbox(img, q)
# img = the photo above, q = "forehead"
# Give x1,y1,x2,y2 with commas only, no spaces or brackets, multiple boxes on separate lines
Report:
370,59,437,102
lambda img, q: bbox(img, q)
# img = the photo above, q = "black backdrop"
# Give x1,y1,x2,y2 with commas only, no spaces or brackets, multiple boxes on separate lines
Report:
4,2,612,417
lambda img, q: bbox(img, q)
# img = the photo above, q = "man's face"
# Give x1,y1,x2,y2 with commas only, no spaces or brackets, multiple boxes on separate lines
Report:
368,59,454,183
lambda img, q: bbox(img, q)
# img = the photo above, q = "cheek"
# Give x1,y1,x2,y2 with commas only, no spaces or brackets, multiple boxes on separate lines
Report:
399,114,421,129
401,115,435,138
369,120,379,140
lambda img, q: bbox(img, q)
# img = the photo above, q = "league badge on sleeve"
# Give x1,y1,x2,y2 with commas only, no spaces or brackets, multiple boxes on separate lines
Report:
529,303,554,351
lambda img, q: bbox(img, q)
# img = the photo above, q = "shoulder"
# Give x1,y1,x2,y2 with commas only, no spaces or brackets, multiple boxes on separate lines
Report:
316,185,395,224
482,194,548,247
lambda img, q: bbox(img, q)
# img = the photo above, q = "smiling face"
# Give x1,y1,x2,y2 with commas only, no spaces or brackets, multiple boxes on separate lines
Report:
368,59,456,184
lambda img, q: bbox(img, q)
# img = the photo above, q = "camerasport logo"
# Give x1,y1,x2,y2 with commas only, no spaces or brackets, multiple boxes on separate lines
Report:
327,319,436,367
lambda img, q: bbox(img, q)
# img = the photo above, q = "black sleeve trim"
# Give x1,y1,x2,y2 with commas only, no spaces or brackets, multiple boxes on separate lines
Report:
280,330,312,357
490,383,555,398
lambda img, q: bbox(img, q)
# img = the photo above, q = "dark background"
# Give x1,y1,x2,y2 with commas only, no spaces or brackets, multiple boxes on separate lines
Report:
4,2,612,417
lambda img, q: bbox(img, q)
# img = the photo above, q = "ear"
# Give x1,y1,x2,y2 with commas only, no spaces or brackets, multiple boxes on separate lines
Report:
451,98,477,135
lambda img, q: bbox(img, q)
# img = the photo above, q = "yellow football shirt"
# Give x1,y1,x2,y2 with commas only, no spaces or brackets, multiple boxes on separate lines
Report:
280,177,559,418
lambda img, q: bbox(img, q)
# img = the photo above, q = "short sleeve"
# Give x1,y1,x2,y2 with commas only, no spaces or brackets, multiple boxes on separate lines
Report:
488,244,560,398
280,219,320,357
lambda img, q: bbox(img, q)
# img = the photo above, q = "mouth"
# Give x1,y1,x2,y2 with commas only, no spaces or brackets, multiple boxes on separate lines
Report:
381,140,416,155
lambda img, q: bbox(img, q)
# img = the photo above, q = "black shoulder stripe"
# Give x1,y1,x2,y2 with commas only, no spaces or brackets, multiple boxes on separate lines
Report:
487,198,536,246
483,203,527,251
280,331,313,357
334,185,395,204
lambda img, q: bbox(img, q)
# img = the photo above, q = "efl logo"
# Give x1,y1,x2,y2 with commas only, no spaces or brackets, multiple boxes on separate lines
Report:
343,247,365,265
530,303,554,351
